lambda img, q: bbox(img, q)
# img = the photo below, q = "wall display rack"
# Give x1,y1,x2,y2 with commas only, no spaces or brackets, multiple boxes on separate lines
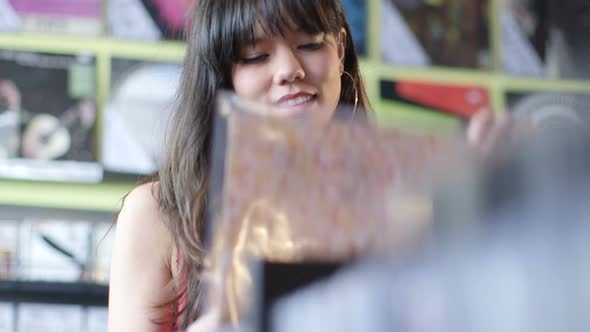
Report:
0,1,588,321
0,1,587,209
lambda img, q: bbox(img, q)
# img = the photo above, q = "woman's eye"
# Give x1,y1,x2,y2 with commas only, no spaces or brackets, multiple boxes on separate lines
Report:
299,41,324,50
240,54,269,64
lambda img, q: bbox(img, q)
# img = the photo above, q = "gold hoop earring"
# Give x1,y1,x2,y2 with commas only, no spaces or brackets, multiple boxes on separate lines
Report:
341,70,359,113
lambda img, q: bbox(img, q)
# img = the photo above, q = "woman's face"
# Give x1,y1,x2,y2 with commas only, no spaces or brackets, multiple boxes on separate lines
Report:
231,26,345,121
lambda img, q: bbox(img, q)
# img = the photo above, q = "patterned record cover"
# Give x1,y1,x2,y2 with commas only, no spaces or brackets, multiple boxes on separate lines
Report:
204,93,469,324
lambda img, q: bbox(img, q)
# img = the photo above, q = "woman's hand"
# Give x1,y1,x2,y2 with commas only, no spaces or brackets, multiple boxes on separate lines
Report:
466,109,530,160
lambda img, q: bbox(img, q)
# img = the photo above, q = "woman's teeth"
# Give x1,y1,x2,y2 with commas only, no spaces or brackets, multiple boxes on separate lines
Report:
283,95,314,106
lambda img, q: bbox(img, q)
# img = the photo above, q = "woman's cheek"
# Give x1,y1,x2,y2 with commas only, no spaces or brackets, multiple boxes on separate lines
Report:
232,67,265,100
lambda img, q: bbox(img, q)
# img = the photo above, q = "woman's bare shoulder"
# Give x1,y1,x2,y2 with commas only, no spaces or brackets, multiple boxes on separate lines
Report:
121,181,161,216
109,181,177,331
116,181,173,261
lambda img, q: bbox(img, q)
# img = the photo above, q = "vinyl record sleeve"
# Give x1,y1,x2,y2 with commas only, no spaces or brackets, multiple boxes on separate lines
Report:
101,57,181,179
501,0,590,79
0,49,101,182
381,0,491,69
203,92,469,324
380,78,491,119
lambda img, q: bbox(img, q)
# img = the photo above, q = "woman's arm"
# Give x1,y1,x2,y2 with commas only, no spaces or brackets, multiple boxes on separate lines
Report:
108,183,176,332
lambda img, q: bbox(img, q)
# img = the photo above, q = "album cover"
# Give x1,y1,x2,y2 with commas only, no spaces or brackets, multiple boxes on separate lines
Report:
506,91,590,132
342,0,367,56
18,219,91,282
0,221,18,280
379,78,491,119
0,303,14,332
17,303,83,332
0,49,102,182
0,0,102,35
501,0,590,79
101,57,181,178
107,0,198,41
381,0,491,69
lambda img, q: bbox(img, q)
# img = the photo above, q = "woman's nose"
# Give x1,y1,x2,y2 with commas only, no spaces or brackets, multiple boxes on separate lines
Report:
273,48,305,85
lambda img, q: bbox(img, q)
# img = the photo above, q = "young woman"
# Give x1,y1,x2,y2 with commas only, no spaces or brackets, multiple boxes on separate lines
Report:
108,0,512,331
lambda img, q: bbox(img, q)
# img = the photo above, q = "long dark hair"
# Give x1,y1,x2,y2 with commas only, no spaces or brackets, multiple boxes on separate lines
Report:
156,0,369,328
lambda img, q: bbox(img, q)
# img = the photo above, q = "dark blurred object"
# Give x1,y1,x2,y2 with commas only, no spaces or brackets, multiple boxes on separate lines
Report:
257,261,344,332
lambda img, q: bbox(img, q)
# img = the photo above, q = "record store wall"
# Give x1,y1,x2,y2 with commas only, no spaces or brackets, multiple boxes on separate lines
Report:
0,1,588,330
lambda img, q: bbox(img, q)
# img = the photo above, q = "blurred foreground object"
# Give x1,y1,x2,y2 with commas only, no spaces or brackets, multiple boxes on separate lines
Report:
202,92,473,326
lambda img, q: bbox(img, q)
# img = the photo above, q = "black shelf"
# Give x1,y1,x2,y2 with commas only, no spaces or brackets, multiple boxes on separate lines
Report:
0,280,108,306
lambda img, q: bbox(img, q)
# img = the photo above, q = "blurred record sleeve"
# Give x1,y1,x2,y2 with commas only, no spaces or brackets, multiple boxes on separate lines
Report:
203,92,471,325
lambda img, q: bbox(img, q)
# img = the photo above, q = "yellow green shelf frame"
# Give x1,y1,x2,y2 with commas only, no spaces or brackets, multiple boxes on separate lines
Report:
0,180,134,212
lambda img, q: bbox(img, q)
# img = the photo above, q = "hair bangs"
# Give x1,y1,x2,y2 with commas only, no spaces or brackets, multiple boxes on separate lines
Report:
225,0,342,61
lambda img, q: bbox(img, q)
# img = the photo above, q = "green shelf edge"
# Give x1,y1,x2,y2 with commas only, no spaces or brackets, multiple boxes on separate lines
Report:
0,33,186,61
0,180,135,212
